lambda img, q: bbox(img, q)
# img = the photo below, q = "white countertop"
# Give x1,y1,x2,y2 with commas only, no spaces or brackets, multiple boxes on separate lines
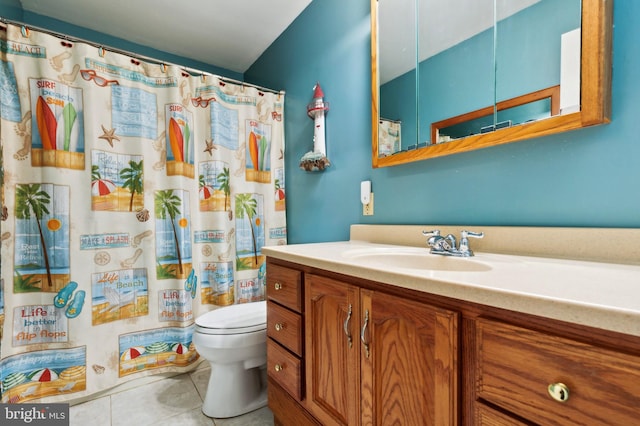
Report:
263,240,640,337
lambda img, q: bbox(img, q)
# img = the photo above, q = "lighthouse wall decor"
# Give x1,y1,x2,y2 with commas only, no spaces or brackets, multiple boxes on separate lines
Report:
300,82,330,171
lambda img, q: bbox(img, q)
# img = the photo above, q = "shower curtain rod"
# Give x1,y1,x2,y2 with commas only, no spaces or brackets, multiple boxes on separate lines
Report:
0,16,285,95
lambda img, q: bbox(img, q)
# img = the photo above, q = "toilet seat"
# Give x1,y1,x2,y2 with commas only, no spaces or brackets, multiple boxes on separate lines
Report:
195,301,266,335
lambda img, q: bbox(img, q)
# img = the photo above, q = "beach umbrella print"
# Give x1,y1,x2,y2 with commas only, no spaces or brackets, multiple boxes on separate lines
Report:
121,346,146,361
171,343,188,354
2,372,27,390
199,185,214,200
91,179,116,196
28,368,59,382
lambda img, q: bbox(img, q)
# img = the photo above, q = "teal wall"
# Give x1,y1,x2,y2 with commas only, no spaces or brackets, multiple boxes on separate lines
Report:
0,0,22,20
246,0,371,243
247,0,640,244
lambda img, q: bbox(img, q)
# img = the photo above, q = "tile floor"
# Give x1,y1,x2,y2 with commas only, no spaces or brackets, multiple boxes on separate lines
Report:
68,364,274,426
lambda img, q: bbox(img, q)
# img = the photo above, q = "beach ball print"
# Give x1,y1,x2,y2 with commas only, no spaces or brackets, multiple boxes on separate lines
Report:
28,368,58,382
120,346,146,361
199,186,214,200
171,343,188,354
91,179,116,196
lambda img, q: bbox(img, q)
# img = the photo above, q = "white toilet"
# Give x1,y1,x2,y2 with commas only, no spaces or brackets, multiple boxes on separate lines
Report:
192,300,268,418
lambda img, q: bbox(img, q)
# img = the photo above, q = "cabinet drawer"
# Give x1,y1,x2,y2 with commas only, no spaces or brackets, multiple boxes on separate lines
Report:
476,318,640,425
267,264,302,312
267,338,302,401
476,403,528,426
267,301,302,356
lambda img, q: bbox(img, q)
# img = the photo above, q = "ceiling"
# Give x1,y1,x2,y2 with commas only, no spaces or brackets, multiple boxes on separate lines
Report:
19,0,313,74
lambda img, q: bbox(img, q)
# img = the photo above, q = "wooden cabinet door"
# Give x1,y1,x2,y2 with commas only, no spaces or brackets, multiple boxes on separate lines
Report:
361,289,459,426
305,274,361,426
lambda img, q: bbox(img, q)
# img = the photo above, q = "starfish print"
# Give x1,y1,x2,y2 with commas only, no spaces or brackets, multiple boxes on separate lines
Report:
203,139,216,156
99,125,120,147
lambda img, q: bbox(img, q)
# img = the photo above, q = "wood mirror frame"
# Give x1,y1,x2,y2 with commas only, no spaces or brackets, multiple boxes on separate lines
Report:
371,0,613,168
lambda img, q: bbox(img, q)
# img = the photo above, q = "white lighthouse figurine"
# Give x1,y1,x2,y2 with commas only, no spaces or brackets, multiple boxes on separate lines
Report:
300,82,330,171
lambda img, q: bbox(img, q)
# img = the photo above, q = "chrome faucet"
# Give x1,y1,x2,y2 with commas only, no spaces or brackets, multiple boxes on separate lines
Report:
422,229,484,257
422,230,451,252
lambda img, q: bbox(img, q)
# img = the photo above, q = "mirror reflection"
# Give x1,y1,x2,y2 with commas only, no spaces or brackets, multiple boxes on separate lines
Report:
378,0,417,156
433,85,560,142
495,0,581,116
374,0,592,164
416,0,497,149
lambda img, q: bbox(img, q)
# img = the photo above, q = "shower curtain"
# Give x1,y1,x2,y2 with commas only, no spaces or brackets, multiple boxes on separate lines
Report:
0,22,287,403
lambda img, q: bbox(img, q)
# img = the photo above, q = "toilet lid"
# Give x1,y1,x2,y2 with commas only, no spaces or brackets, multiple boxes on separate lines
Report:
195,301,266,334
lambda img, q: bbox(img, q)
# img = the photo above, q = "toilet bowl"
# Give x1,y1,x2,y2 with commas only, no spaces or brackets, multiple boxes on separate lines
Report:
192,300,267,418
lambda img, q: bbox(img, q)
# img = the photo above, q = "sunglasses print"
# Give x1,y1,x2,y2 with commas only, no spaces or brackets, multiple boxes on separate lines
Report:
80,69,119,87
191,96,217,108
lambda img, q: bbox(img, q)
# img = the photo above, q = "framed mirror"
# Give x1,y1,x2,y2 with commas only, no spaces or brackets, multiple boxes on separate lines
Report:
371,0,612,168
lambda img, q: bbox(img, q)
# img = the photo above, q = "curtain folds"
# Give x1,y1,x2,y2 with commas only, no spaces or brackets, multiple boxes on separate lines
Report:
0,22,286,403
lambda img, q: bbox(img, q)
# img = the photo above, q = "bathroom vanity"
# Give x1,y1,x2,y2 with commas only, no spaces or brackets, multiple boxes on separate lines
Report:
264,225,640,425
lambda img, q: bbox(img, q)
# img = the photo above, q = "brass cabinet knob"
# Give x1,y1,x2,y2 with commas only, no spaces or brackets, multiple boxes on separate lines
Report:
275,323,284,331
274,364,283,372
548,382,570,402
274,282,282,290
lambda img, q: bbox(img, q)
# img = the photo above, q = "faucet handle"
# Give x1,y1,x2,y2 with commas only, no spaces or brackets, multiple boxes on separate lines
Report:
461,230,484,240
422,230,442,245
458,230,484,256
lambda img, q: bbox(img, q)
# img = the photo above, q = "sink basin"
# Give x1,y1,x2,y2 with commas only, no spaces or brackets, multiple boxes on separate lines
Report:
341,247,492,272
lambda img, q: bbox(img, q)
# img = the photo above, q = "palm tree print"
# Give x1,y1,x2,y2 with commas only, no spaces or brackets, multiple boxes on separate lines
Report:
155,189,184,275
235,193,258,265
217,167,230,211
120,159,144,211
15,184,53,287
91,164,101,182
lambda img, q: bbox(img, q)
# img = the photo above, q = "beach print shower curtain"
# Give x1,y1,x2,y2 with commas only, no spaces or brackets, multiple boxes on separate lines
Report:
0,22,287,403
